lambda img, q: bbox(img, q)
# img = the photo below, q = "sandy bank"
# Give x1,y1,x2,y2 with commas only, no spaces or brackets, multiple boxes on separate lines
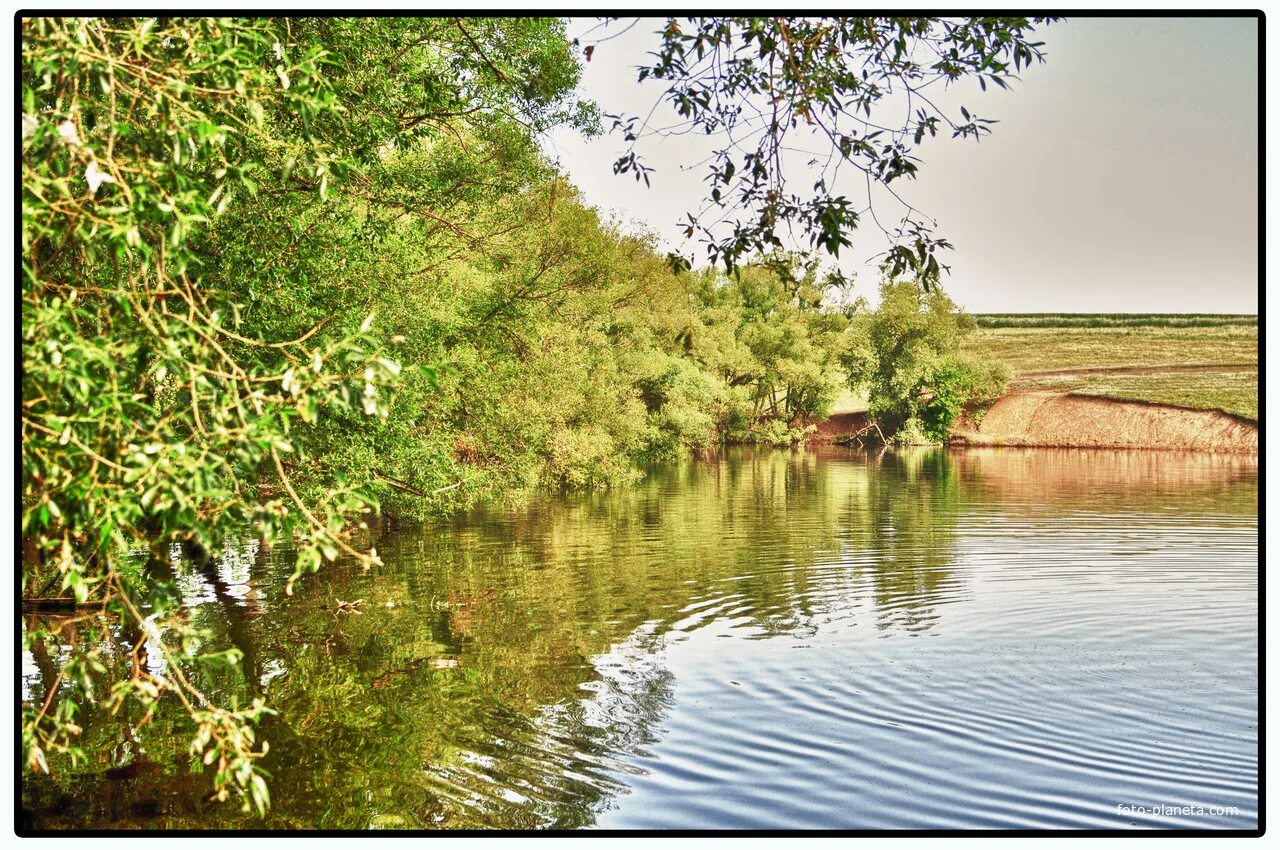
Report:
951,392,1258,454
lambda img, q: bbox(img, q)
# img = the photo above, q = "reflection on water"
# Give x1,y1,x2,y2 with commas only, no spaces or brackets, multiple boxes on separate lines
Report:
23,447,1258,830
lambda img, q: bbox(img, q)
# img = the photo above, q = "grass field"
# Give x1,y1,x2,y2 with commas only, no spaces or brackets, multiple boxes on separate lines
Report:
827,317,1258,420
962,325,1257,372
973,313,1257,329
963,319,1259,421
830,386,869,415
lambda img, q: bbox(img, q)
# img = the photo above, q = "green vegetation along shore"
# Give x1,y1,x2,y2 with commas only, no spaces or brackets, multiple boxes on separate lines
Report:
21,18,896,806
22,14,1253,819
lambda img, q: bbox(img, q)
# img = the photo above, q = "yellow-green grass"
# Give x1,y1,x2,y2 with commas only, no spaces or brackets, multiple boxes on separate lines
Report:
1014,369,1258,421
962,325,1257,373
963,324,1258,422
830,385,869,415
974,313,1256,329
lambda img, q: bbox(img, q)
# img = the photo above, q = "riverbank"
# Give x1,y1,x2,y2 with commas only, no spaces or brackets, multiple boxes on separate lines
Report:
811,393,1258,453
950,391,1258,453
954,318,1259,453
808,317,1260,453
962,321,1258,420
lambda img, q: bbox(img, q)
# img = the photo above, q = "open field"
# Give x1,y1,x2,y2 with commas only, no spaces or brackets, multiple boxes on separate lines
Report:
962,320,1258,421
1008,369,1258,421
831,319,1258,420
973,313,1257,329
963,325,1257,372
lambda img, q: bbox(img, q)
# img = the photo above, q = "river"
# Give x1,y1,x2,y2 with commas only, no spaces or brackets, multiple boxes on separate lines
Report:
22,446,1259,830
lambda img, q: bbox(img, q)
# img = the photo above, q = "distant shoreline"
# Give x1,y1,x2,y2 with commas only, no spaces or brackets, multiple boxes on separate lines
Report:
811,394,1258,454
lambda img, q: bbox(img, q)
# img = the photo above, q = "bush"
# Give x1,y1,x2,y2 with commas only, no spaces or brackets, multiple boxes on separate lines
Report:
918,355,1010,441
842,280,1009,441
544,426,642,489
892,417,936,446
752,418,794,446
637,355,732,459
744,418,817,446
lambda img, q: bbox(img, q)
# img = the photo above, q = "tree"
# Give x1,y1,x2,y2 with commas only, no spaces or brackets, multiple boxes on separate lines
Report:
21,15,1050,815
20,15,589,813
840,279,1008,442
685,253,849,431
593,16,1056,282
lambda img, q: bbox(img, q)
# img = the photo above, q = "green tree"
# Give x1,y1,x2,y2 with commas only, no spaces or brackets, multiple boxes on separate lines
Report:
595,16,1056,281
841,280,1008,442
685,254,849,438
22,14,1047,814
21,15,589,812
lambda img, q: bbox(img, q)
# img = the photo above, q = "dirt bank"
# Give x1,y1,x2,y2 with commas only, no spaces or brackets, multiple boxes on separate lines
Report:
809,410,873,443
951,392,1258,454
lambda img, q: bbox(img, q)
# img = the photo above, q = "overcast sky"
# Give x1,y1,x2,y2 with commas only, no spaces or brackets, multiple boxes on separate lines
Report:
544,16,1259,313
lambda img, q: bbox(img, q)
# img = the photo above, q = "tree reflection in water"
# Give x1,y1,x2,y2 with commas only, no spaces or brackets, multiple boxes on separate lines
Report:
21,446,1257,829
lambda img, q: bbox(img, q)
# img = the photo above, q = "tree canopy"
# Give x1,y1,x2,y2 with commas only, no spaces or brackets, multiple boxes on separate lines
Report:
21,15,1041,814
596,16,1055,280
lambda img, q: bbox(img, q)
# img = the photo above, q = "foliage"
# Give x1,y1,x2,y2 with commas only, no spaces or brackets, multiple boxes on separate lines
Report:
21,14,590,813
22,14,1056,816
635,354,736,459
684,253,850,436
598,16,1056,280
890,417,934,447
920,354,1008,437
842,280,1007,441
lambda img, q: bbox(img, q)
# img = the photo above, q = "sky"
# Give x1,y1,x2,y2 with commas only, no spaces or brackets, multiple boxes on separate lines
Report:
544,16,1259,314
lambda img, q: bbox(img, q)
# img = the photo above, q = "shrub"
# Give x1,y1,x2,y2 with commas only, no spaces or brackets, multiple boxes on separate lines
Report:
637,356,731,459
544,426,642,489
842,280,1009,441
918,355,1010,441
744,418,817,446
892,417,936,446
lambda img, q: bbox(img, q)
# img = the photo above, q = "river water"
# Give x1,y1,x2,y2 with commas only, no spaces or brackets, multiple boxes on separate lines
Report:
22,447,1258,830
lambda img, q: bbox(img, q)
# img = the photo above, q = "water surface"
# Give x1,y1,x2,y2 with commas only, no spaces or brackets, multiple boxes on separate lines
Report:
23,447,1259,830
